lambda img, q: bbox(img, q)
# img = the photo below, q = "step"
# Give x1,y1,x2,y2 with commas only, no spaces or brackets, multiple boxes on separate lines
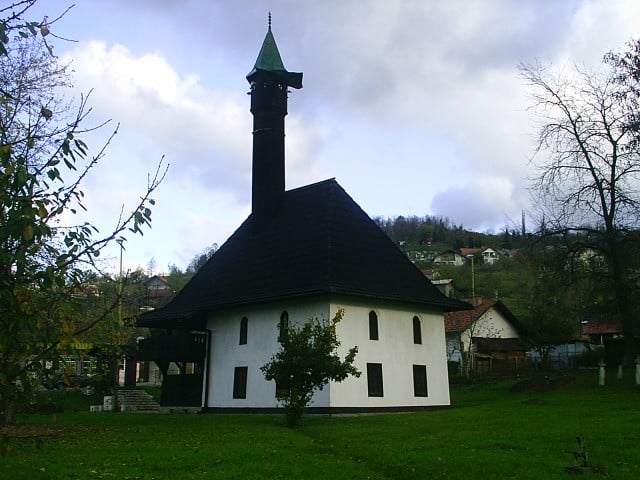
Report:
117,389,160,413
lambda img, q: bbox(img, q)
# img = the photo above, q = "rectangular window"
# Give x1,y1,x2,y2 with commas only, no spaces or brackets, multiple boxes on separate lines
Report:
232,366,248,399
367,363,384,397
413,364,428,397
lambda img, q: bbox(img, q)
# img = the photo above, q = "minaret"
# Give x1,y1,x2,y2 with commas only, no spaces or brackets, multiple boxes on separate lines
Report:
247,15,302,231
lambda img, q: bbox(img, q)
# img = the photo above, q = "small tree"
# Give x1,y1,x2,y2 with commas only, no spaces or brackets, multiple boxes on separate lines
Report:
261,309,360,427
0,5,166,425
521,275,579,367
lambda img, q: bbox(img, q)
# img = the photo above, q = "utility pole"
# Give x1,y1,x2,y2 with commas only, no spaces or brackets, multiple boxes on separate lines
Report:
467,254,475,302
117,239,124,326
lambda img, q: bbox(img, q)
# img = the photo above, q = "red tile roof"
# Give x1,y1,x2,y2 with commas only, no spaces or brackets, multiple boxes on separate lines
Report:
444,299,496,332
459,248,481,258
444,298,523,334
582,322,622,335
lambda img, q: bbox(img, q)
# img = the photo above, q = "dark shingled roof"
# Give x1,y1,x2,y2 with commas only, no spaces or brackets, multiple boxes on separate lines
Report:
139,179,469,329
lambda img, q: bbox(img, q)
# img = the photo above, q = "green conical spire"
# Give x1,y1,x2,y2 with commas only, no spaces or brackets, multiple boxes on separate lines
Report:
253,26,286,72
247,14,302,89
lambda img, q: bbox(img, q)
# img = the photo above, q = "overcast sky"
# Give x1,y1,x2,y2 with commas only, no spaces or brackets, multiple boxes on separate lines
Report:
23,0,640,274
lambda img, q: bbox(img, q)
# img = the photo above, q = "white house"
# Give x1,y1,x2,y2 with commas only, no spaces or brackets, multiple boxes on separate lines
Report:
458,247,500,265
444,298,524,372
137,23,469,413
433,250,465,266
481,248,499,265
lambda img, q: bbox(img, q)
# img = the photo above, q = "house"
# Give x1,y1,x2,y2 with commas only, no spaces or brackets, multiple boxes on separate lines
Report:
145,275,170,297
581,318,629,366
498,249,519,260
137,22,469,413
582,319,623,346
433,249,465,266
481,247,498,265
459,247,481,258
444,298,525,374
430,279,456,298
526,341,589,369
143,275,172,308
458,247,499,265
566,247,607,273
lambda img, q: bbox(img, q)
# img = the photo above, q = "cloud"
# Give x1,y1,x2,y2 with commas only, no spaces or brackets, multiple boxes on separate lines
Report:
560,0,640,64
65,40,330,196
431,175,524,231
285,115,331,189
38,0,640,272
63,41,251,194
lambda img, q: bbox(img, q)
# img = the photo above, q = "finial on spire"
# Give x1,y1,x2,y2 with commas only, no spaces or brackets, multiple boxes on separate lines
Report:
247,15,303,89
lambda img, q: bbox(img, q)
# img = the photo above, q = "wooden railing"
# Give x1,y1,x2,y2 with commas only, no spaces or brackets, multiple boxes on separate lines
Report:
136,332,206,362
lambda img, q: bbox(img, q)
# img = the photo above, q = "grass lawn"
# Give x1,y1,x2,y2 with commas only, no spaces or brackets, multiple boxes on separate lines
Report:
1,372,638,479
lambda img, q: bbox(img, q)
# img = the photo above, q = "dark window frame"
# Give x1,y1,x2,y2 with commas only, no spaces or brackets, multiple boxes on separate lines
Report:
279,311,289,342
239,316,248,345
413,316,422,344
367,362,384,397
275,379,288,398
232,366,248,399
279,311,289,330
413,364,428,397
369,310,379,340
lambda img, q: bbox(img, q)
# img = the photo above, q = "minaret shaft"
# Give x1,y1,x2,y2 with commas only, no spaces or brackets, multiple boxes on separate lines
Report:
250,87,287,224
247,22,302,232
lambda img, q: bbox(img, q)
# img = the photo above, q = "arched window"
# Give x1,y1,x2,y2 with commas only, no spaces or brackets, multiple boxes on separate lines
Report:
279,311,289,330
239,317,248,345
279,311,289,342
369,310,379,340
413,316,422,344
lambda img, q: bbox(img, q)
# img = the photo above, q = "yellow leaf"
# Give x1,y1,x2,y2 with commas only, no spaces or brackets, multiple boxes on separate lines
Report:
23,225,34,241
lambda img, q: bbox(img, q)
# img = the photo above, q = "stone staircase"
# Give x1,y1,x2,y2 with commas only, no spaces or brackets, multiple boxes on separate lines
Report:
117,389,160,413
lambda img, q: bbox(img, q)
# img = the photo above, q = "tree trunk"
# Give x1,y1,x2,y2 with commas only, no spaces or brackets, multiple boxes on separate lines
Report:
0,385,17,426
608,234,637,366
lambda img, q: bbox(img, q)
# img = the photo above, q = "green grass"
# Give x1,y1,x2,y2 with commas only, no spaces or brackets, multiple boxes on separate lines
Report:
2,372,639,479
21,389,104,415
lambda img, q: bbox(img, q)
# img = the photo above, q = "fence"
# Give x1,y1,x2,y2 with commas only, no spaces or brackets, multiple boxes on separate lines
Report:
448,350,597,381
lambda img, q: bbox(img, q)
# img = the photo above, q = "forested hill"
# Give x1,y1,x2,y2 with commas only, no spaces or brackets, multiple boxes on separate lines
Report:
373,215,540,320
373,215,527,254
